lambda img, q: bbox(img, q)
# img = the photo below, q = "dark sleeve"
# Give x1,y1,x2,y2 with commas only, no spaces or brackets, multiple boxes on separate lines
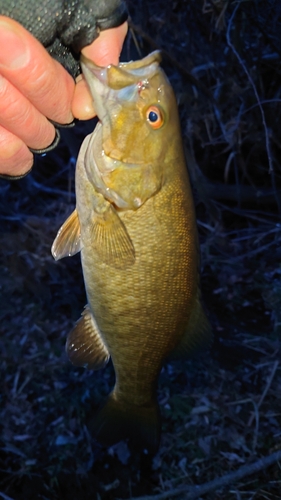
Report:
0,0,128,78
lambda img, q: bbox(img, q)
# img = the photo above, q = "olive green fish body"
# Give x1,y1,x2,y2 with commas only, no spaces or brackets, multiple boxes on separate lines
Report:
52,52,211,452
78,160,197,404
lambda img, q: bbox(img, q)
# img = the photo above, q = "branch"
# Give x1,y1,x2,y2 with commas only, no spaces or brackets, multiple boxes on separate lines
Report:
185,148,281,205
0,493,15,500
248,360,279,427
31,180,75,200
131,449,281,500
205,182,281,205
225,3,273,174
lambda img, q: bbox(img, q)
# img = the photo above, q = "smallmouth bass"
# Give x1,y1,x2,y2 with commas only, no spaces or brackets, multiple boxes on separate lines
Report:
52,51,211,453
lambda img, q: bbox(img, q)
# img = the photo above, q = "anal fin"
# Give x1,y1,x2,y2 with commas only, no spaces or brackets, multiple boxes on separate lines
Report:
66,305,110,370
52,209,82,260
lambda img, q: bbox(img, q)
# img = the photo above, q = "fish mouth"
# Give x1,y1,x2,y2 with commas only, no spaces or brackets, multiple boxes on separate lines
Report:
98,125,144,168
103,146,145,166
100,148,143,171
100,118,145,166
91,123,141,175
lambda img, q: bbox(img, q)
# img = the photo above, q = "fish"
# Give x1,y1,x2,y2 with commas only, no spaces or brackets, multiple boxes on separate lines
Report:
51,51,211,454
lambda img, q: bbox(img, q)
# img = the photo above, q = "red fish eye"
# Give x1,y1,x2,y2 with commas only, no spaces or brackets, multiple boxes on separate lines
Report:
146,106,164,129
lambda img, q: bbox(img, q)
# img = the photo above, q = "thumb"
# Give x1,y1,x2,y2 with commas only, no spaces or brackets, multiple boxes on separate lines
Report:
72,22,128,120
82,22,128,66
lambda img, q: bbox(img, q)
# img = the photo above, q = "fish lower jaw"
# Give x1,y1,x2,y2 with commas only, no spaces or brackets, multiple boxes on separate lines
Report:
99,150,145,171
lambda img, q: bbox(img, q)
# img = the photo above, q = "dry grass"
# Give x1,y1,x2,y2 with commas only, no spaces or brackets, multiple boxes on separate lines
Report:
1,0,281,498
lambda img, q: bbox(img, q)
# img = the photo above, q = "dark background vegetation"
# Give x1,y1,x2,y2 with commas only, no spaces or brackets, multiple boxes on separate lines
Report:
1,0,281,498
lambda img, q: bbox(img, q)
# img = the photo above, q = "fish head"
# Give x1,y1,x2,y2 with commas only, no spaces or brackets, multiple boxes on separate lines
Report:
81,51,181,209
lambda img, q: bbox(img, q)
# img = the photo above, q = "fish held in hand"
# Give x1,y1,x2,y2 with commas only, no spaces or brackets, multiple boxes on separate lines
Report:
52,51,211,454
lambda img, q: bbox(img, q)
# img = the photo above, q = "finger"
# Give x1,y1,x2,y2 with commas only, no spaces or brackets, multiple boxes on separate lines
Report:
0,73,56,150
0,125,33,177
72,22,128,120
72,75,96,120
0,16,75,125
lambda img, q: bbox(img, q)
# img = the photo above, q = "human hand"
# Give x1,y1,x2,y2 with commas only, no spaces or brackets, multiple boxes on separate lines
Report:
0,17,127,177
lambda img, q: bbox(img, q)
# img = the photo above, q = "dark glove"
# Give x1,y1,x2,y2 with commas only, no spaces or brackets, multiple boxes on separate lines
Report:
0,0,128,77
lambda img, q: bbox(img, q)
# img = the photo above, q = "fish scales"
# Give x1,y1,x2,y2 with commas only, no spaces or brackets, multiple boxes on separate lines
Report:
79,183,196,402
52,51,211,453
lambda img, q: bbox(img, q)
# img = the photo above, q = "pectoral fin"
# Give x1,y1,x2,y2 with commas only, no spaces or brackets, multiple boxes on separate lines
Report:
51,209,82,260
170,294,212,359
66,306,110,370
90,203,135,269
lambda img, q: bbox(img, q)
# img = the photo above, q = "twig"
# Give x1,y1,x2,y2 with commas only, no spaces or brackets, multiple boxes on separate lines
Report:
131,450,281,500
185,143,281,205
201,180,281,205
248,360,279,427
226,3,274,174
128,26,142,58
31,180,75,199
0,492,16,500
243,99,281,115
128,20,215,102
217,238,280,263
245,12,281,59
228,398,260,453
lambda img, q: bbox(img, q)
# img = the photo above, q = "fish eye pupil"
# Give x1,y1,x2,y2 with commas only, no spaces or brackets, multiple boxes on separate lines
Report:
148,111,158,122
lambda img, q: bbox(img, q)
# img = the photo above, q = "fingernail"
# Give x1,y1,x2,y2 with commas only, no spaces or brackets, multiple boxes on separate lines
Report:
29,128,60,154
0,20,30,69
0,166,33,180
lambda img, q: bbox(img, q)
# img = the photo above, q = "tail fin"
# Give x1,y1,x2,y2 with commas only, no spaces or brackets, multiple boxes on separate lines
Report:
88,392,161,454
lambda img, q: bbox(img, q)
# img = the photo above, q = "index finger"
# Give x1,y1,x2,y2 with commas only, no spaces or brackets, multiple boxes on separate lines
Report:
0,16,75,125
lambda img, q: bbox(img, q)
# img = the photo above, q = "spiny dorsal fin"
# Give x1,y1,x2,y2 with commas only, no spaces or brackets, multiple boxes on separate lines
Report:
90,203,135,269
66,305,110,370
51,209,81,261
